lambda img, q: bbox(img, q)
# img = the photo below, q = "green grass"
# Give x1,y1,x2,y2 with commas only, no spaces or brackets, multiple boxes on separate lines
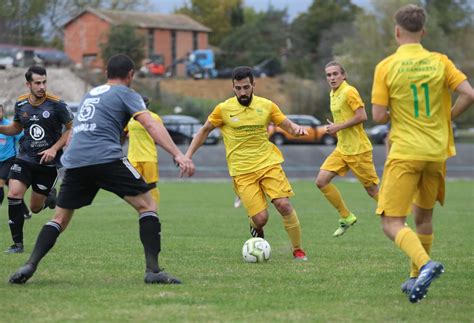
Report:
1,180,473,322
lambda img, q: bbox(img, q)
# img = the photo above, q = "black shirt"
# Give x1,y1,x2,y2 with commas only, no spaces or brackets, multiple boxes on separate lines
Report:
14,93,73,166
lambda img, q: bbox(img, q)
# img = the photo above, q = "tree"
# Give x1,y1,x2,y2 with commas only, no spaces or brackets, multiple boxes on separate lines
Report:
100,24,145,68
288,0,361,77
0,0,48,46
175,0,244,46
44,0,150,45
218,7,288,68
332,0,473,127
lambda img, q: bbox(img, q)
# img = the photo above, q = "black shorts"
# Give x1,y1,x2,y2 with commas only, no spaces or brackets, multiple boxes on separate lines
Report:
0,156,15,181
57,158,150,210
8,158,58,196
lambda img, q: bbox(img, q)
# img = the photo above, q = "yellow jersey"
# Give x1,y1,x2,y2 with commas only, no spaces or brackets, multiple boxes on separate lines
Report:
125,111,162,163
208,95,287,176
330,81,372,155
372,44,466,161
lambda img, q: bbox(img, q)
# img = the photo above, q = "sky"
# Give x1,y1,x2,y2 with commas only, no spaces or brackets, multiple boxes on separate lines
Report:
151,0,370,20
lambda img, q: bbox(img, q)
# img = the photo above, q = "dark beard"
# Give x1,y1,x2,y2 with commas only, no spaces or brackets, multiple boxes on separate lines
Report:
237,93,253,106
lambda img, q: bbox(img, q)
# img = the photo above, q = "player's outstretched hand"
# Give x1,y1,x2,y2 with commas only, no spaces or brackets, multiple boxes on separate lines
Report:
174,154,195,177
293,124,308,137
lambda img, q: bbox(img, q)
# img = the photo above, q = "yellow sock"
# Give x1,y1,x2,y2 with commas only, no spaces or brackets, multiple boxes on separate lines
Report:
282,210,302,250
372,192,379,202
410,233,433,277
395,227,430,271
320,184,350,217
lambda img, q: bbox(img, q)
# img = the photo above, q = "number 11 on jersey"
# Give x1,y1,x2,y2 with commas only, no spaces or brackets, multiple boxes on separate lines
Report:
410,83,430,118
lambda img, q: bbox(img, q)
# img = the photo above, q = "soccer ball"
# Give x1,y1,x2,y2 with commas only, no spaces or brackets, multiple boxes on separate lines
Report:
242,237,271,263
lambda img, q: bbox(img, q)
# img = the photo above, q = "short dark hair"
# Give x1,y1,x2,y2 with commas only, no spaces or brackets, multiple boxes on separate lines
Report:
394,4,426,33
106,54,134,79
25,65,46,82
232,66,254,84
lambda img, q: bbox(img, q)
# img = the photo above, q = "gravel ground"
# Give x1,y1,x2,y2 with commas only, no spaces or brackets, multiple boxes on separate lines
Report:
0,66,90,113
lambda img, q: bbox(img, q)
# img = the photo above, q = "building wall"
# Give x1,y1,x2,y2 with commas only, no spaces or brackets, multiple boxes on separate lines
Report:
175,31,193,77
64,12,110,69
198,32,208,50
64,12,210,75
151,29,209,77
153,29,171,66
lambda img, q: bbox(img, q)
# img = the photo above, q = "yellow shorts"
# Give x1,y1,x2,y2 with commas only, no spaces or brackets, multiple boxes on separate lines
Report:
130,161,159,184
232,164,294,216
376,159,445,217
320,149,379,187
131,161,160,205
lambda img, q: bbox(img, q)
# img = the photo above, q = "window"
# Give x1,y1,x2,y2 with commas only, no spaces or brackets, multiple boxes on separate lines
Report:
193,31,198,50
148,29,154,57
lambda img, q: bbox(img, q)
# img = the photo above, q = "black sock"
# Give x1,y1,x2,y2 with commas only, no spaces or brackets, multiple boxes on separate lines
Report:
21,201,30,217
8,197,25,244
27,221,62,268
0,187,4,205
139,212,161,273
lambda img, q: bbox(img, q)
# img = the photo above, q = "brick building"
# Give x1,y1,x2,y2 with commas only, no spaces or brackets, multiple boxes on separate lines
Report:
63,8,211,76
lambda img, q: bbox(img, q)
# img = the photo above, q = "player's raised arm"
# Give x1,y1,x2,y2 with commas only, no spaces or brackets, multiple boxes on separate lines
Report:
135,112,194,177
185,120,216,159
277,118,308,137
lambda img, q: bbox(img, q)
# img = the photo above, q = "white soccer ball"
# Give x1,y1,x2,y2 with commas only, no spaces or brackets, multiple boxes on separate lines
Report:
242,237,271,263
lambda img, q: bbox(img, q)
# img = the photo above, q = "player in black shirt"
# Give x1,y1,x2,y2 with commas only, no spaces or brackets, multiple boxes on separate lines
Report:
0,66,73,253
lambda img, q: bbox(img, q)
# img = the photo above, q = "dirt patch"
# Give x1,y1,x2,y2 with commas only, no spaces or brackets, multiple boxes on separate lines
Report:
0,67,91,113
0,67,290,113
159,77,290,109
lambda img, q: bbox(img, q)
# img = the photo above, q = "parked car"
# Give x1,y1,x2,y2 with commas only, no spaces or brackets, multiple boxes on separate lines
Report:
268,114,336,145
367,122,459,144
216,58,280,79
367,124,389,144
35,49,72,67
0,54,14,69
252,58,280,77
161,115,220,145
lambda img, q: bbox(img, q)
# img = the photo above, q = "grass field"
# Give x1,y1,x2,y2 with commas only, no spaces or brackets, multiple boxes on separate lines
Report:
1,180,473,322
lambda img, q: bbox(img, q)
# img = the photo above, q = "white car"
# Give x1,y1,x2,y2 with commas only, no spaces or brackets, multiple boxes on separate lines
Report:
0,55,14,69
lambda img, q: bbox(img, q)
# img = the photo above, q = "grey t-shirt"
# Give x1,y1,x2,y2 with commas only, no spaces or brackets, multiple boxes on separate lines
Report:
61,84,146,168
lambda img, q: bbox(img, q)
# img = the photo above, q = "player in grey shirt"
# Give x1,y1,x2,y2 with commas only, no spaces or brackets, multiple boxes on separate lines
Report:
9,54,195,285
62,83,146,168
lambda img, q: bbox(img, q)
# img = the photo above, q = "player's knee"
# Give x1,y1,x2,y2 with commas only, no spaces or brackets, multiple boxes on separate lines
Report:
31,207,42,214
365,185,378,197
315,177,328,189
273,198,292,215
252,212,268,227
7,191,24,199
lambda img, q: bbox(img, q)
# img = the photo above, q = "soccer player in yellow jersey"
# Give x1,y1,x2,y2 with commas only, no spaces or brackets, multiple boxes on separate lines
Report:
124,96,161,204
316,61,379,237
186,66,309,261
371,4,474,303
